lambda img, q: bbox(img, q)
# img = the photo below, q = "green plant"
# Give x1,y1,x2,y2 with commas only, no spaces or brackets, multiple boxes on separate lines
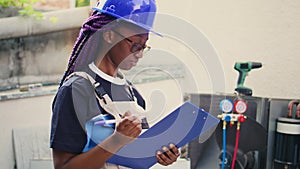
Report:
0,0,44,19
76,0,89,7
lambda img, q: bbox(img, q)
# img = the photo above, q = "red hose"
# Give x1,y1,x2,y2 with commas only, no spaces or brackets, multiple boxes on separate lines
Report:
231,122,241,169
287,100,299,118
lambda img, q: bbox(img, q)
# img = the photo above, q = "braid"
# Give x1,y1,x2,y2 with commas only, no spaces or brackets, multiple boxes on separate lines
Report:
59,34,89,86
59,12,117,87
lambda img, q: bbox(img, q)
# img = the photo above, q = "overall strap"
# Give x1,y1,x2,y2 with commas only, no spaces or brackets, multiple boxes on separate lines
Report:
66,72,121,120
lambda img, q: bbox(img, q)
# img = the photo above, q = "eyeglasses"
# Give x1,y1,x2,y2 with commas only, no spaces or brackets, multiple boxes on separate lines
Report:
112,30,151,54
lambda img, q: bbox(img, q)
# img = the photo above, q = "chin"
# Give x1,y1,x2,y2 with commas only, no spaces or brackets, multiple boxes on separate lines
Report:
119,65,134,71
119,63,137,70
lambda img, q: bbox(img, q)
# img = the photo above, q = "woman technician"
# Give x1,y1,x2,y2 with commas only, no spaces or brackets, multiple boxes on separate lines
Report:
50,0,180,169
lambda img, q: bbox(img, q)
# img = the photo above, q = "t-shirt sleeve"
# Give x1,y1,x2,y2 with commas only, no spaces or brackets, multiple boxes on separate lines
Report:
50,84,87,153
50,78,97,153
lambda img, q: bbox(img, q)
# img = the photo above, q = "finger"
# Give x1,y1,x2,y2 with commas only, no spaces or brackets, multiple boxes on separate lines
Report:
158,147,174,165
131,116,142,125
116,118,132,132
122,111,132,117
161,145,180,164
130,124,142,137
124,120,142,134
122,116,140,127
117,117,142,136
156,151,168,166
119,115,138,126
169,143,180,156
162,146,177,159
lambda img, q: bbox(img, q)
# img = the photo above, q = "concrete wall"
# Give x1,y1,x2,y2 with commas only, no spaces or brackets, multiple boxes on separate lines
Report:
0,94,55,169
0,29,78,89
0,7,91,90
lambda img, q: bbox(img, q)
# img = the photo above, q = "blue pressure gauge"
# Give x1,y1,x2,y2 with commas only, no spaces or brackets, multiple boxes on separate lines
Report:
219,99,234,113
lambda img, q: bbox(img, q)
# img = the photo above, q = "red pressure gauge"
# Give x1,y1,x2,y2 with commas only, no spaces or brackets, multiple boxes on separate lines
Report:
234,100,248,114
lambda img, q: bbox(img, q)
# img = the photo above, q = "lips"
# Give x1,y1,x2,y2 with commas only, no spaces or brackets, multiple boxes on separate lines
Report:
130,59,138,65
131,61,138,66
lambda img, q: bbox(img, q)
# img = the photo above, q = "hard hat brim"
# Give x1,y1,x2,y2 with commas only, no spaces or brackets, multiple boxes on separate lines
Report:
92,7,162,37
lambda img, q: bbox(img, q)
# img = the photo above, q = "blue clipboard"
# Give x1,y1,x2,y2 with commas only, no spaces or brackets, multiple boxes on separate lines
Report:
107,102,220,169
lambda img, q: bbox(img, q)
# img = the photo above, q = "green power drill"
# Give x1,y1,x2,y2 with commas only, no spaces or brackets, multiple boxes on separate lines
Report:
234,62,262,96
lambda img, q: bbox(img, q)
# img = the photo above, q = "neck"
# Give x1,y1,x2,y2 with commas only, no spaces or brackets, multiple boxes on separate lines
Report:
95,56,118,77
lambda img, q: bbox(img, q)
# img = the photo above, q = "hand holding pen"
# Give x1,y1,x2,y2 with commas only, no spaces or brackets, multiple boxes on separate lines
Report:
95,117,149,129
109,111,142,146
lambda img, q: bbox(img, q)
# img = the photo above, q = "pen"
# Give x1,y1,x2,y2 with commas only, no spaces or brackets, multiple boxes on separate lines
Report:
94,119,117,125
94,117,146,126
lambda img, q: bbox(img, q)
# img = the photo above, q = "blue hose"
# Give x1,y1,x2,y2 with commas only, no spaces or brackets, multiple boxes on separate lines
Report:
222,122,227,169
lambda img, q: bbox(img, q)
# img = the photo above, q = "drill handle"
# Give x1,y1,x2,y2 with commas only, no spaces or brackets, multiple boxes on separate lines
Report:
237,70,246,87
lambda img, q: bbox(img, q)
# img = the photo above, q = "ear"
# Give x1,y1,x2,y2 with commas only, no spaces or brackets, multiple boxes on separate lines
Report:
102,30,114,44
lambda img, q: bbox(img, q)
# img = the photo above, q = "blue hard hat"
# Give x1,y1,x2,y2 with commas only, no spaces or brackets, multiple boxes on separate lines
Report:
93,0,161,36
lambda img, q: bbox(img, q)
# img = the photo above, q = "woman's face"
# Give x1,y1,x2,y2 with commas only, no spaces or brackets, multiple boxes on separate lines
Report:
108,24,150,70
